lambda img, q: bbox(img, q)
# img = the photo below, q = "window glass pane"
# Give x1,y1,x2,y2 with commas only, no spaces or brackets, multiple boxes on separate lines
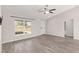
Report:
15,20,32,35
16,20,24,26
15,20,24,34
25,21,32,34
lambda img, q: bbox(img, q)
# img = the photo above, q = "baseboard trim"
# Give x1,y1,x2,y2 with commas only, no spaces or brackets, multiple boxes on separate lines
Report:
2,33,43,44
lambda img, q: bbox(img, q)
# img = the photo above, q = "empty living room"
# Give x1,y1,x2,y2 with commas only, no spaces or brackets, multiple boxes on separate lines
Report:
1,5,79,53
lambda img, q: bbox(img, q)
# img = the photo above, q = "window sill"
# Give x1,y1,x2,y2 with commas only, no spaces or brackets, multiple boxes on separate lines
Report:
15,33,31,36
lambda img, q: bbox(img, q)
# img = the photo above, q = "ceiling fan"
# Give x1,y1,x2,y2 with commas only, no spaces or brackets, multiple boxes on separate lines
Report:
39,5,56,14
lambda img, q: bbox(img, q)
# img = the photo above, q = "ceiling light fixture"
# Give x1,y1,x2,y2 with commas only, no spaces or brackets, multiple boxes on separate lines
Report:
39,5,56,14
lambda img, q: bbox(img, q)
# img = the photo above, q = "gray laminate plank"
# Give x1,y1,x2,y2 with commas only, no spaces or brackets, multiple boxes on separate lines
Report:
2,34,79,53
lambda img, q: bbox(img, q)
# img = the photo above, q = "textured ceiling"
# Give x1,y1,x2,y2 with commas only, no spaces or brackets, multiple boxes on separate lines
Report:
2,5,75,20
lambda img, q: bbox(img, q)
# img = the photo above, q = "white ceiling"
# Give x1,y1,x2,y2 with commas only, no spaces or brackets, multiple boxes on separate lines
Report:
2,5,75,20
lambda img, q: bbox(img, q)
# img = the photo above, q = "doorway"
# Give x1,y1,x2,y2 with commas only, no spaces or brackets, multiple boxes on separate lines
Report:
64,19,73,39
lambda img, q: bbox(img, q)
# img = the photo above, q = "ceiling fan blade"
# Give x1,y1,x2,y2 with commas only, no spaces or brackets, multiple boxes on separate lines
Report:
39,8,44,12
49,9,56,11
39,7,47,12
49,11,53,13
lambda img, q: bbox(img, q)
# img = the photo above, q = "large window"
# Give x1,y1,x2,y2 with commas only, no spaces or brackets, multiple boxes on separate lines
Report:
15,20,32,35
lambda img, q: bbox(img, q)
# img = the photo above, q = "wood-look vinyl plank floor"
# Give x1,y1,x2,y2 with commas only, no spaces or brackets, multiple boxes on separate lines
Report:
2,34,79,53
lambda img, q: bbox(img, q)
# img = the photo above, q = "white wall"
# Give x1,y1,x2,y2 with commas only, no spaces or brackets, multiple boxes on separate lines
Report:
74,19,79,39
0,5,1,52
2,6,79,43
2,6,45,43
0,26,1,52
46,6,79,40
46,14,65,37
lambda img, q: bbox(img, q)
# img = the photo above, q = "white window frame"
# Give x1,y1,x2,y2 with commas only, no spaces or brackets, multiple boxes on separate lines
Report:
15,19,32,35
